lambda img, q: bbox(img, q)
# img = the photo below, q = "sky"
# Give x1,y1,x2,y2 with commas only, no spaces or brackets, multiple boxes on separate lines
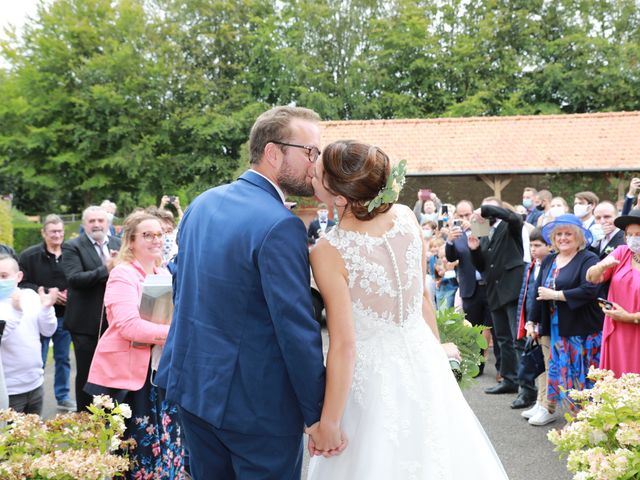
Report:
0,0,45,40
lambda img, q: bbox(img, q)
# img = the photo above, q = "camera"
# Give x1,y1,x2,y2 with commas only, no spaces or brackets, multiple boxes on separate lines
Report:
453,219,462,228
168,196,177,204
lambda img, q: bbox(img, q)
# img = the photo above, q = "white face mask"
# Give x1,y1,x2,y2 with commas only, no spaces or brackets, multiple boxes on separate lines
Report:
106,212,114,223
318,210,329,222
163,232,176,258
549,206,565,218
422,229,433,240
573,204,590,218
590,223,605,242
627,236,640,253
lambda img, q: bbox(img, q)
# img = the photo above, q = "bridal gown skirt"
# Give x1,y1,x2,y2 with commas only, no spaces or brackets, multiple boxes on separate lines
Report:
307,317,508,480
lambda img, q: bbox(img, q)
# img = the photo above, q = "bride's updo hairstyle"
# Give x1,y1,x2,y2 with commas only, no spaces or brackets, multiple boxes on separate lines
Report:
321,140,392,221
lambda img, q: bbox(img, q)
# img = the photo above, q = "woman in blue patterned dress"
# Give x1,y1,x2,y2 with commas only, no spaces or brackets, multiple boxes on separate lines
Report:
529,214,604,425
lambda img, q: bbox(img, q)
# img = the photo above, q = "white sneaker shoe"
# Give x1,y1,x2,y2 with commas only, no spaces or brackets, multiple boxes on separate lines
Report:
528,407,559,426
521,402,541,419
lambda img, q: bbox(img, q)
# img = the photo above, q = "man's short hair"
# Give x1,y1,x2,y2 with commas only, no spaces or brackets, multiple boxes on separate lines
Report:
249,106,320,165
536,190,553,203
82,205,107,223
42,214,64,231
0,253,19,272
529,228,548,245
523,187,537,195
595,201,617,213
482,196,503,207
575,191,599,206
455,200,474,212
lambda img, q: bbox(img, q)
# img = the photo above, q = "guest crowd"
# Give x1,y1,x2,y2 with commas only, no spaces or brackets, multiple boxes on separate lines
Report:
0,174,639,477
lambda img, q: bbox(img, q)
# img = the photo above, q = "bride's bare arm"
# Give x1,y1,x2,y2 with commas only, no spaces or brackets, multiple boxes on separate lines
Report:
307,240,356,456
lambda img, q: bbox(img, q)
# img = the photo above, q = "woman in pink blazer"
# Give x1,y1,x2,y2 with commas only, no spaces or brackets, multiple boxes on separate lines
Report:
85,212,185,479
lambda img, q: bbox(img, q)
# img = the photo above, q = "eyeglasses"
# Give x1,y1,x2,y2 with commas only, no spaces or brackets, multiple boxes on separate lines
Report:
270,141,321,163
137,232,164,242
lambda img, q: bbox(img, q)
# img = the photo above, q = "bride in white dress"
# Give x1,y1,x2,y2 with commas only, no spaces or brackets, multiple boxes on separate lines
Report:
305,141,508,479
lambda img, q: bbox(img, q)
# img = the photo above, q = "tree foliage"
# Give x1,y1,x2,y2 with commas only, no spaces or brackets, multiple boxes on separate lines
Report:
1,0,639,214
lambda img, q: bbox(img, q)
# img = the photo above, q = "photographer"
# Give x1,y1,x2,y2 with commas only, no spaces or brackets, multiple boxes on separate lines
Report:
160,195,184,222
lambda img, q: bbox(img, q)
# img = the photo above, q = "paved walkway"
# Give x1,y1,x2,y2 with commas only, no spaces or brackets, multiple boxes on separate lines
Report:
42,348,571,479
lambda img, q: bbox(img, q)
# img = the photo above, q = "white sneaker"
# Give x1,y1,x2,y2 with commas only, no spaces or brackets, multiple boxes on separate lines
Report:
528,407,559,426
521,402,541,419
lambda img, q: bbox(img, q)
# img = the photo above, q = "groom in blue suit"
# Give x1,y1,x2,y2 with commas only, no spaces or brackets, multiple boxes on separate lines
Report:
156,106,331,479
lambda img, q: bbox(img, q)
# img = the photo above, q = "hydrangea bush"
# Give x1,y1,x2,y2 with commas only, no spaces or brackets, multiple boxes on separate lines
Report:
0,395,132,480
548,368,640,480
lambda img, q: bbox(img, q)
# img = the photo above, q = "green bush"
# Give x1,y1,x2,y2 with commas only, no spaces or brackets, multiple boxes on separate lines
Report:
13,223,43,254
0,201,12,246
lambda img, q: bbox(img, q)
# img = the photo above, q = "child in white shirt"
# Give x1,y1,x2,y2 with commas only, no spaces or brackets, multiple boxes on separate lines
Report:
0,253,58,415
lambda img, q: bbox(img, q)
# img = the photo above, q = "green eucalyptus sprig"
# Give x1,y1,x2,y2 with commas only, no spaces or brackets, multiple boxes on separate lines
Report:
365,159,407,213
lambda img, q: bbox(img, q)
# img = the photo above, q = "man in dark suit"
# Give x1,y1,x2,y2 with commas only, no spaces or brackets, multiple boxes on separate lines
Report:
469,198,526,399
591,201,625,260
156,106,335,479
61,206,121,412
445,200,498,377
307,203,336,245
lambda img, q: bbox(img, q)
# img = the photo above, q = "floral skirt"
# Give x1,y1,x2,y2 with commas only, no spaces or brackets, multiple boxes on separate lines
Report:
85,373,186,479
547,311,602,406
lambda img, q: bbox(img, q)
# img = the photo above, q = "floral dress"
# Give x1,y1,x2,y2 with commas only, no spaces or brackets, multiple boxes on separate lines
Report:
545,260,602,405
86,372,186,479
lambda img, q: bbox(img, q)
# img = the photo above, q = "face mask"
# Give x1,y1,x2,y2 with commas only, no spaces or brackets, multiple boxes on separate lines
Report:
549,206,565,218
106,213,114,223
422,229,433,240
574,204,590,218
0,278,17,300
590,223,605,243
163,233,176,257
627,236,640,254
536,204,545,211
318,210,329,222
522,199,533,209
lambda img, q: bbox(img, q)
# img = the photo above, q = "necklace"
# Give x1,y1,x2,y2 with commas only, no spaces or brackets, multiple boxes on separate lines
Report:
634,253,640,264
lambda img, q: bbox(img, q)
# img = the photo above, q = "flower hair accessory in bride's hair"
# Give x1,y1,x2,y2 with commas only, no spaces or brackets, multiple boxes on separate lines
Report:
365,159,407,213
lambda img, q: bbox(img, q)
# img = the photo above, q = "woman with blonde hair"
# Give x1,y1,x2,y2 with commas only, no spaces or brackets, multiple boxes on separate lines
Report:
85,212,186,478
528,214,603,425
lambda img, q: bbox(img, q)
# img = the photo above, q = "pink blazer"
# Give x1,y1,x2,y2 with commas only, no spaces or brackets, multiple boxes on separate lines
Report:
87,261,170,391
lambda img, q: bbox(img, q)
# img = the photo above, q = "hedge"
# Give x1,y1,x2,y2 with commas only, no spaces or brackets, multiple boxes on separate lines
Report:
13,223,43,254
0,201,11,246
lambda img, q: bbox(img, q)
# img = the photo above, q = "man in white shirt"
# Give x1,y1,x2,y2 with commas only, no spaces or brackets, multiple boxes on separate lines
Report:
0,254,57,415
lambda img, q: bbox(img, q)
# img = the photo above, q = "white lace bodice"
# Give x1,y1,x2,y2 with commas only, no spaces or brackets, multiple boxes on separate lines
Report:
325,206,424,329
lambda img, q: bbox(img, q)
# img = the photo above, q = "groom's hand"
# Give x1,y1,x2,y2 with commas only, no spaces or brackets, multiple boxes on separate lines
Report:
305,421,348,457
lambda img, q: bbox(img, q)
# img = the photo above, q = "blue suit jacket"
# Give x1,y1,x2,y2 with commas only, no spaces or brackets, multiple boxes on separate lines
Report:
156,171,326,436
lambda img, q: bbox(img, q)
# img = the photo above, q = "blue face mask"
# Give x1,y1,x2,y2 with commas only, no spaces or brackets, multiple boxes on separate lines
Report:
0,278,17,300
522,199,533,209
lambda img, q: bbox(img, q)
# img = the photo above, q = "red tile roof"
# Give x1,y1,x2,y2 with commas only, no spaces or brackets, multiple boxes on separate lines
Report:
320,111,640,175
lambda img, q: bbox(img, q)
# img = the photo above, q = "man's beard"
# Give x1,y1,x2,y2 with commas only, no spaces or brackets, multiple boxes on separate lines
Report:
88,229,106,243
277,158,313,197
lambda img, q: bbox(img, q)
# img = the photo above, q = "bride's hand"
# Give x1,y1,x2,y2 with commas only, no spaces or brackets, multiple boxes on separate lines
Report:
441,342,461,362
305,421,348,457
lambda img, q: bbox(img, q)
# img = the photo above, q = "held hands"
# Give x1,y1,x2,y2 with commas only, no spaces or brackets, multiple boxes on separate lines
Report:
305,421,348,458
628,177,640,197
38,287,59,308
